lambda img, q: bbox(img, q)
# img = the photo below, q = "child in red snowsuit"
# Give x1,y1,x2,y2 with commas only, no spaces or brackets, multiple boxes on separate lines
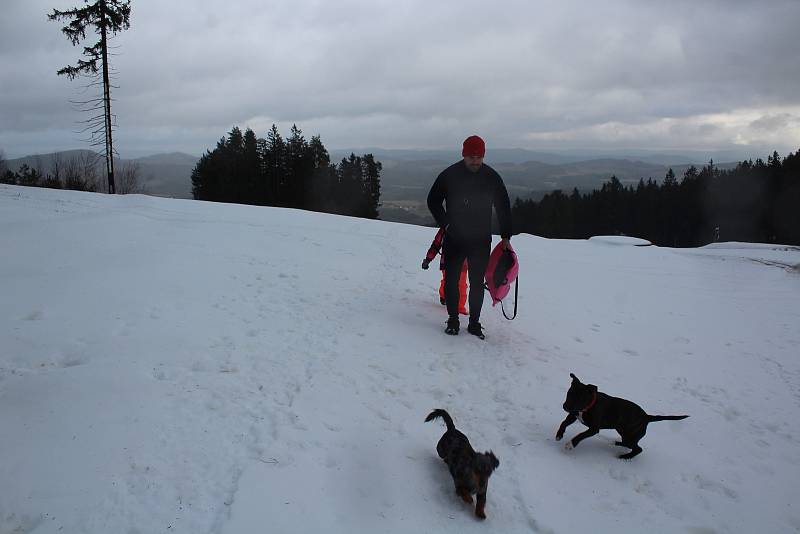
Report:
421,228,468,315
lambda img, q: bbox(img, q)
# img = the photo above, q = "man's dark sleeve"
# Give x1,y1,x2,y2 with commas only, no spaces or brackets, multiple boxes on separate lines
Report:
427,172,448,229
493,174,513,239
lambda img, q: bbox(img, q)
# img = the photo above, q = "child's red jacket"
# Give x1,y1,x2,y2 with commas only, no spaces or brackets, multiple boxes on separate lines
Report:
424,228,468,272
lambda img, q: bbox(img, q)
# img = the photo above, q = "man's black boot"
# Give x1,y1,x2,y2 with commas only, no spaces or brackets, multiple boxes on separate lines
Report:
467,320,485,340
445,317,460,335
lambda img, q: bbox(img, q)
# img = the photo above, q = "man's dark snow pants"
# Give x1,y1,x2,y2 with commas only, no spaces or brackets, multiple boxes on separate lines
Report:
442,235,490,323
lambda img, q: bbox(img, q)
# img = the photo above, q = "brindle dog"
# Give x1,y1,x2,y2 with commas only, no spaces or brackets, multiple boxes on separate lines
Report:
425,409,499,519
556,373,688,459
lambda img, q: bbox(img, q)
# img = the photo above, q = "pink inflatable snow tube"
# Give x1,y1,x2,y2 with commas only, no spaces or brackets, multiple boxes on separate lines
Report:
485,241,519,306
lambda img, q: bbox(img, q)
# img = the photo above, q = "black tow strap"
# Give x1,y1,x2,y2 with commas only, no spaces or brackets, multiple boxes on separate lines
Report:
500,276,518,320
485,276,519,320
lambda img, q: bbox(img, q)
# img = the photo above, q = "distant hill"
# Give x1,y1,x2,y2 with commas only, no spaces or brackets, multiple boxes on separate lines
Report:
5,148,739,225
331,149,736,224
4,150,198,199
329,146,749,166
4,149,100,173
330,148,581,165
132,152,198,198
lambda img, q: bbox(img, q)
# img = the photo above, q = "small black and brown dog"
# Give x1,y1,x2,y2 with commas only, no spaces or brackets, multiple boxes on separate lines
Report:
555,373,688,459
425,409,499,519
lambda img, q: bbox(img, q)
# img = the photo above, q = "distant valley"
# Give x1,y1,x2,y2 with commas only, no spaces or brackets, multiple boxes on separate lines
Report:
330,148,735,225
6,148,734,226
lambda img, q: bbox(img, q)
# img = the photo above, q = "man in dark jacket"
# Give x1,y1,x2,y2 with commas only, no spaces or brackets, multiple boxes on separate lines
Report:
427,135,512,339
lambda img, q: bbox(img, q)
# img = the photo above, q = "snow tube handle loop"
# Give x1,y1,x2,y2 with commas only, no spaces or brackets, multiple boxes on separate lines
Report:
500,276,518,320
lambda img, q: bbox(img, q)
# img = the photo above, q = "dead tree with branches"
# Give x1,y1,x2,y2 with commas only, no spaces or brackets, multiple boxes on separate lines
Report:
49,1,131,194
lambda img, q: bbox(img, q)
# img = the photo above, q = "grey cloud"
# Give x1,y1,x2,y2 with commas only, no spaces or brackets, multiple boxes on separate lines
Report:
2,0,799,158
750,113,794,131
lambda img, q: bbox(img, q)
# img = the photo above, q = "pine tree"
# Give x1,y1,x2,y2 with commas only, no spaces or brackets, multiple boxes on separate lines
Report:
306,135,334,212
225,127,245,203
775,149,800,244
663,168,676,187
192,138,227,202
265,125,286,205
242,128,260,204
286,125,309,208
336,154,362,215
360,154,382,219
49,0,132,194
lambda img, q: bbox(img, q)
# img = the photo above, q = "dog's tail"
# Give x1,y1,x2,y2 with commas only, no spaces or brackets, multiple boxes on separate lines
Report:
425,409,455,431
647,414,689,422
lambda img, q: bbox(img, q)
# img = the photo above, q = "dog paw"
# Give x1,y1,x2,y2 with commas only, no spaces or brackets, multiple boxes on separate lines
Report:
476,511,487,520
555,434,563,441
564,441,574,451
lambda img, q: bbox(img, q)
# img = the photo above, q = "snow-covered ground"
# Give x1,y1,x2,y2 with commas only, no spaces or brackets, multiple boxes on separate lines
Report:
2,184,799,534
588,235,652,247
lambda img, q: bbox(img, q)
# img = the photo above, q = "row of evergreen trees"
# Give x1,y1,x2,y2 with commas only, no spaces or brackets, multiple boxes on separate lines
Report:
191,125,381,219
512,150,800,246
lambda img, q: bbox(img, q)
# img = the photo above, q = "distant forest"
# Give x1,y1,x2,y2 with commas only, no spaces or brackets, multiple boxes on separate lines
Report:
191,125,381,219
511,149,800,247
3,143,798,247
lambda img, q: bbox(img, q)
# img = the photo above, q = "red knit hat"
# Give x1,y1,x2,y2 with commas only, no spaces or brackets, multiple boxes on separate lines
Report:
462,135,486,158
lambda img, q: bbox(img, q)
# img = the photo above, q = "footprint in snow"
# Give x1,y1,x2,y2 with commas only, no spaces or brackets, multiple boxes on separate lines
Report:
22,310,43,321
689,474,739,501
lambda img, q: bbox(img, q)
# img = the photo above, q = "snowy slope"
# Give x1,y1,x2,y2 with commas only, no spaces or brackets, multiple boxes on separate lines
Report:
1,184,799,534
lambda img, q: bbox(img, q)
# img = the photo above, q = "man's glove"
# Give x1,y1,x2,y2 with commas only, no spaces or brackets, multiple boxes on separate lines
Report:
421,259,431,270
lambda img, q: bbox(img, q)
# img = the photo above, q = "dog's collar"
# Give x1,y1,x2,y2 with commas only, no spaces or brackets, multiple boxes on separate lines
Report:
580,390,597,414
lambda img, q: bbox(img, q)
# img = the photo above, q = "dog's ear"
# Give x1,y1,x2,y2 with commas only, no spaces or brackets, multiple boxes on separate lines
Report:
490,451,499,469
570,373,581,383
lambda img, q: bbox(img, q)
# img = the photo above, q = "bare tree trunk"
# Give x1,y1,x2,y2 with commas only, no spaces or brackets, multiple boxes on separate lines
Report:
101,3,116,194
78,152,99,192
48,152,64,188
33,155,45,177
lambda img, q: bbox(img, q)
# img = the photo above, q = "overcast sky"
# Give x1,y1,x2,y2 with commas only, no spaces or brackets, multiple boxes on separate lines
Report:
2,0,800,159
